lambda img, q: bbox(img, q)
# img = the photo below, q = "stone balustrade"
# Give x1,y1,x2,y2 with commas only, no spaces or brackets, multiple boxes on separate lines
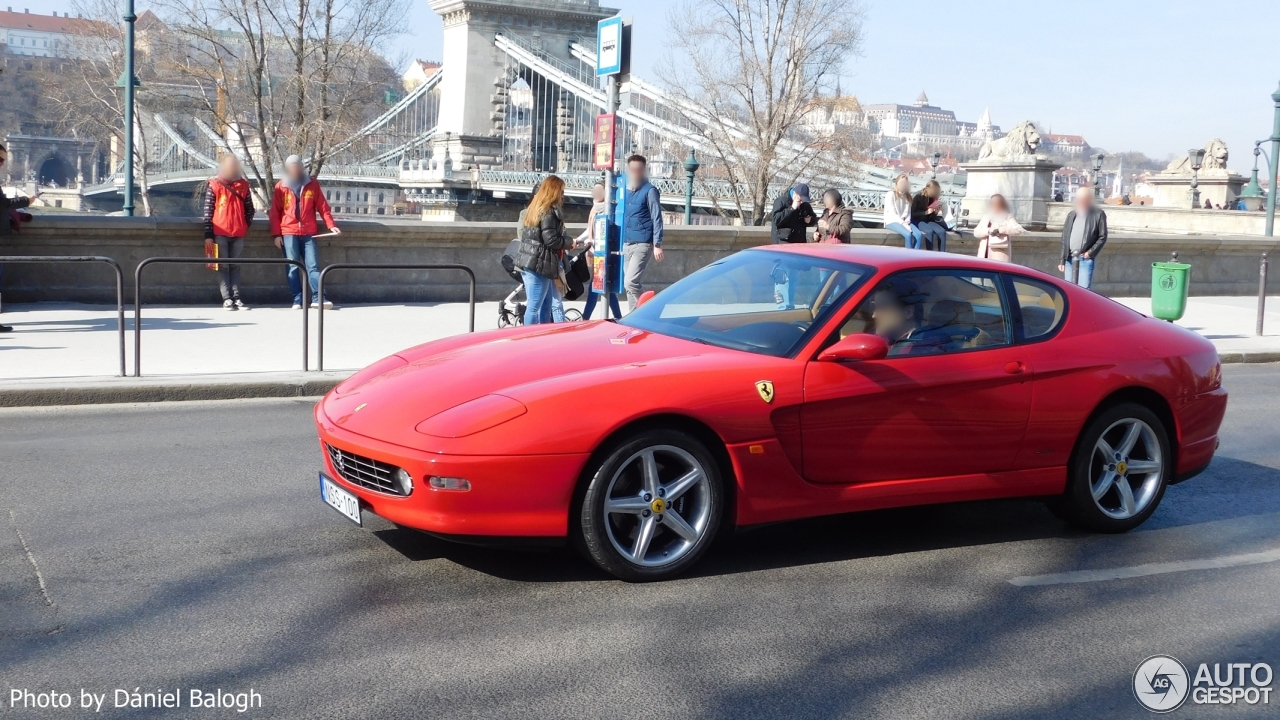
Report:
2,215,1278,305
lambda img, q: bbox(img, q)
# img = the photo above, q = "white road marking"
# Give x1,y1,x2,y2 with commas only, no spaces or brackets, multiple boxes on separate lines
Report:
9,509,55,606
1009,546,1280,587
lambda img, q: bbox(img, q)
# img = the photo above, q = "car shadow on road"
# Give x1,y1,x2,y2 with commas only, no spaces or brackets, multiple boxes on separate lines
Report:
366,455,1280,584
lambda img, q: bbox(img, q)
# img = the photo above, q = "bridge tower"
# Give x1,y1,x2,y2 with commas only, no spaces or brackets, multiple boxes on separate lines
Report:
428,0,615,170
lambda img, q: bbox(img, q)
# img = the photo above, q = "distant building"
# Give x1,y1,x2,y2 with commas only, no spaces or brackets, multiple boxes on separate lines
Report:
861,92,1000,158
402,60,441,92
0,8,104,58
1041,133,1090,157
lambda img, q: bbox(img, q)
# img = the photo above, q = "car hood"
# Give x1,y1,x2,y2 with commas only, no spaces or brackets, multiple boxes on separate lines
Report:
322,321,719,446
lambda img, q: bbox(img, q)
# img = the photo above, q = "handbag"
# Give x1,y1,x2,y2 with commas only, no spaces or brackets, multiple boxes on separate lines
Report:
204,238,220,271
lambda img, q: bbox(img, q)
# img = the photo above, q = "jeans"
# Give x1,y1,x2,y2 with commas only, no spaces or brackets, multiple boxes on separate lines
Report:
916,221,948,252
886,222,925,250
550,288,566,323
582,291,622,319
1064,257,1095,289
623,242,655,310
283,235,322,305
521,270,556,325
214,235,244,301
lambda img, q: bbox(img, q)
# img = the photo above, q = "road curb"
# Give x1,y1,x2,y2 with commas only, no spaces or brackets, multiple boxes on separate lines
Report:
1218,351,1280,364
0,372,353,408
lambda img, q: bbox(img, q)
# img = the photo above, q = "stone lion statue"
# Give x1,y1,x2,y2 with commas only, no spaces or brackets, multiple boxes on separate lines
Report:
977,121,1042,161
1163,138,1229,174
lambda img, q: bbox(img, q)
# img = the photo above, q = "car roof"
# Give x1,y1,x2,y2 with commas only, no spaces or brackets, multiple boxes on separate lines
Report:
749,243,1062,280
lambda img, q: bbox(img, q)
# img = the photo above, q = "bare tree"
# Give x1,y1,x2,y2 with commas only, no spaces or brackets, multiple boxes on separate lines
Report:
662,0,866,225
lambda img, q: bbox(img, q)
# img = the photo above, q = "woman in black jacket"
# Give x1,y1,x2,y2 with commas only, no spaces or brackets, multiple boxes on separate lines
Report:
910,179,949,252
515,175,575,324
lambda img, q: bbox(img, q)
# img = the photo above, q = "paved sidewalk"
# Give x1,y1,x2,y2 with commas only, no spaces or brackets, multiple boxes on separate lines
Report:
0,296,1276,403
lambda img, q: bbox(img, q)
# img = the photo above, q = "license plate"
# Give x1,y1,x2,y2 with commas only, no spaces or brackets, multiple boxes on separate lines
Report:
320,473,361,526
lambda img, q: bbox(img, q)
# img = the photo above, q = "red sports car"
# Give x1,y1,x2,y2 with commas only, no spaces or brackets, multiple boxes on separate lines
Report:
314,245,1227,581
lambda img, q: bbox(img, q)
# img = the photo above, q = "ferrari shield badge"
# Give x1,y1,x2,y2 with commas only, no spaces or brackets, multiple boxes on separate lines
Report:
755,380,775,404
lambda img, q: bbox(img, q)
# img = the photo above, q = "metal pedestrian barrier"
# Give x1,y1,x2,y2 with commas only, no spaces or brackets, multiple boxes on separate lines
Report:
0,255,127,376
134,257,309,377
315,263,477,372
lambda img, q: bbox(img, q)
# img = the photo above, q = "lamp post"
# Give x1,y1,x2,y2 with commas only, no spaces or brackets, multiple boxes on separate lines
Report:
116,0,139,216
1240,142,1268,212
682,149,700,226
1188,148,1206,210
929,151,941,179
1092,153,1105,200
1266,81,1280,236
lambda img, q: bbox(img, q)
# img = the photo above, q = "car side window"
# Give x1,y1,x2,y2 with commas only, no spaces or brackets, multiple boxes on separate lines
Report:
1008,276,1066,341
833,270,1011,357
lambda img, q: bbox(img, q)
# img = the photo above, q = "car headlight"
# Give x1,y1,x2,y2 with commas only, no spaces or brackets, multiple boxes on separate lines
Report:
415,394,528,438
392,468,414,497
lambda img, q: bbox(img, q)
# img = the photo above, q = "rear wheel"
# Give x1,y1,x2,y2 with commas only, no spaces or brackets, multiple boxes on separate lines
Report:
1051,402,1171,532
579,429,723,581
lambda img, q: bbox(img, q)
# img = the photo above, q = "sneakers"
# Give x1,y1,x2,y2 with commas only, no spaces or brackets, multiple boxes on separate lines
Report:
321,300,334,310
234,298,249,311
223,299,236,311
291,302,303,310
0,324,12,333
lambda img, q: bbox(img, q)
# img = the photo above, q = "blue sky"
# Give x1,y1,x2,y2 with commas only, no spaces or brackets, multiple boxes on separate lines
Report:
36,0,1280,171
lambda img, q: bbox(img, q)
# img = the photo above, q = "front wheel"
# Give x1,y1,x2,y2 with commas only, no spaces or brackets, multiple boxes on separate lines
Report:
579,429,723,581
1050,402,1172,533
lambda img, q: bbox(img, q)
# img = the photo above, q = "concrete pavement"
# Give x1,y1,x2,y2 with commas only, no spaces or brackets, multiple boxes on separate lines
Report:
1,364,1278,719
0,295,1276,406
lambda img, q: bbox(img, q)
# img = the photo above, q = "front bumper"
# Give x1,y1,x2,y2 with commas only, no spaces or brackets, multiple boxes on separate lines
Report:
316,408,590,537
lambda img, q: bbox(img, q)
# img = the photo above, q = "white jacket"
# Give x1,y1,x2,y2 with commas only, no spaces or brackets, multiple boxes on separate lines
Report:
883,191,912,227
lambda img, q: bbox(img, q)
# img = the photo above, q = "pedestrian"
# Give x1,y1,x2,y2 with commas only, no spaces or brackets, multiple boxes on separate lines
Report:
1058,187,1108,289
622,155,665,312
816,189,853,243
202,155,256,310
883,173,925,249
0,143,39,333
910,179,949,251
578,182,622,320
770,182,816,244
973,194,1024,263
515,175,575,325
269,155,340,309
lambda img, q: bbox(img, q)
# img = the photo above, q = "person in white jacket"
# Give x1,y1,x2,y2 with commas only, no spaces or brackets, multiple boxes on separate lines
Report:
883,174,925,249
973,194,1025,263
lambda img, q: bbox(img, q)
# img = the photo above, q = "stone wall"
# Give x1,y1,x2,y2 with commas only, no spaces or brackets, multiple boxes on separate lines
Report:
2,215,1278,305
1045,202,1267,237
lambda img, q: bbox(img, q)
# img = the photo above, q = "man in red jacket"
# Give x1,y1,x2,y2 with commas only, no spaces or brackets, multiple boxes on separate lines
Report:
269,155,340,309
202,154,256,310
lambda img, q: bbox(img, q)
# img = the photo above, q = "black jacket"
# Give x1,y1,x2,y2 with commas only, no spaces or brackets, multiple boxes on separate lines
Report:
770,193,816,243
515,208,573,279
910,193,942,224
0,187,31,237
1060,208,1108,263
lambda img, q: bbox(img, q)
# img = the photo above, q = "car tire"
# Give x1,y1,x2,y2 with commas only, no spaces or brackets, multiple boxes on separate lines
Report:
578,429,723,581
1050,402,1172,533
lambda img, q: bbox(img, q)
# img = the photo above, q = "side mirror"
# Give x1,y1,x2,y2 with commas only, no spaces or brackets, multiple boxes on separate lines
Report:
818,333,890,362
635,290,656,308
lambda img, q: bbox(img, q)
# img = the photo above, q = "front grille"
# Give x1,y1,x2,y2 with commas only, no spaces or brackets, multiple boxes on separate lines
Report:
327,444,406,496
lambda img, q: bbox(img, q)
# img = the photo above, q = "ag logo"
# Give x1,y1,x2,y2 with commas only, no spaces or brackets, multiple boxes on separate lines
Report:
755,380,774,404
1159,274,1176,291
1134,655,1190,713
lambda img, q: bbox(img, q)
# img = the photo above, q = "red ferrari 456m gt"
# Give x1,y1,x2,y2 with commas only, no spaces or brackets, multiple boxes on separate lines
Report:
315,245,1227,581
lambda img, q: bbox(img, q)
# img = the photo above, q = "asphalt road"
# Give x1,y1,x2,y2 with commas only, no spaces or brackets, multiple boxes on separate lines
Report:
3,365,1279,719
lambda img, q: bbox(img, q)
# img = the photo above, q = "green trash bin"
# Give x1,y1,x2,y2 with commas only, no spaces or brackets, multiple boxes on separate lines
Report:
1151,261,1191,321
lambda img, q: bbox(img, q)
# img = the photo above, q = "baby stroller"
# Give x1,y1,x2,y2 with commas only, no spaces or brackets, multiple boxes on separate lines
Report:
498,239,587,327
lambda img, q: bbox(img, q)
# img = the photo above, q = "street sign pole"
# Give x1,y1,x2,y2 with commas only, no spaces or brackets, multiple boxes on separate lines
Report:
596,15,629,320
603,78,619,320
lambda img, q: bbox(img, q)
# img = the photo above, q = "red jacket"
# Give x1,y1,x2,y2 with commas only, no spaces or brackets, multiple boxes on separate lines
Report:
203,177,255,238
269,178,336,237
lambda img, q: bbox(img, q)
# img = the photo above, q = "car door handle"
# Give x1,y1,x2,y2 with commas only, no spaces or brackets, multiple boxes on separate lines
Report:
1004,361,1027,375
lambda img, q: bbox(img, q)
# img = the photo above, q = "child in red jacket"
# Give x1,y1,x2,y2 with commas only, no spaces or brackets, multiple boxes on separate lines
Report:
202,155,256,310
268,155,340,309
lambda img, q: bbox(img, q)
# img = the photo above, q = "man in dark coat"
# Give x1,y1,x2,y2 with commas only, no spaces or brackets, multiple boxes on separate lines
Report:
1057,188,1108,290
768,183,816,309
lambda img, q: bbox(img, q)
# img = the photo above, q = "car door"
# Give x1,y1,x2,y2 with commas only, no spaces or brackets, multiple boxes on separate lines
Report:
801,269,1033,485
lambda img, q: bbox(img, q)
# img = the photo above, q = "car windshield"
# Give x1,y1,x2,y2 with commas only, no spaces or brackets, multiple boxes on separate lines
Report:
620,249,872,357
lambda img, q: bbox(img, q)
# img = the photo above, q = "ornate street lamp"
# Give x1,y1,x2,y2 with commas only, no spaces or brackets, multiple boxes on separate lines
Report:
1092,153,1105,200
1188,148,1206,209
682,148,700,225
1266,81,1280,236
1240,141,1268,212
929,151,941,179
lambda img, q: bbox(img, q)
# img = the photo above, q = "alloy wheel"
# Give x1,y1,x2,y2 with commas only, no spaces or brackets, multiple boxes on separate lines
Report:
1088,418,1164,520
602,445,713,568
